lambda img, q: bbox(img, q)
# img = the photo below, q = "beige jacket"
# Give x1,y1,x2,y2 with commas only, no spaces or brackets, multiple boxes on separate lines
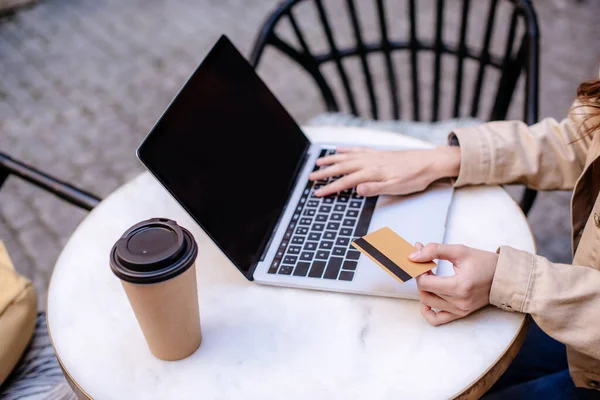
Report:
451,100,600,390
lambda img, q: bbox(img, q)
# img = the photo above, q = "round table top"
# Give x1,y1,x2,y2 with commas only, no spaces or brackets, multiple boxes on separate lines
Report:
47,126,535,400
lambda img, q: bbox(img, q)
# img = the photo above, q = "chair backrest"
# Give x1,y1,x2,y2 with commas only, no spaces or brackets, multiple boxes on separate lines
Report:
250,0,539,125
0,152,100,211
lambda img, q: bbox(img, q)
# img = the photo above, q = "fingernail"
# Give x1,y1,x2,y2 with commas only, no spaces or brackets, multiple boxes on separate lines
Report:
408,251,420,260
314,189,322,196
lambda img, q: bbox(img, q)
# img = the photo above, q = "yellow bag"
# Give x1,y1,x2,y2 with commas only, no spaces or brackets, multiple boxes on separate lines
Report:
0,241,37,385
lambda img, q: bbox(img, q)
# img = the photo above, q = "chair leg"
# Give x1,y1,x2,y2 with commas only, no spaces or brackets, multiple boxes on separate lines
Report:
519,188,537,216
0,168,8,190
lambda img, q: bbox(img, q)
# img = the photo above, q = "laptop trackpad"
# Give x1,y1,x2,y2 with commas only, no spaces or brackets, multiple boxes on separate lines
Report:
355,184,454,298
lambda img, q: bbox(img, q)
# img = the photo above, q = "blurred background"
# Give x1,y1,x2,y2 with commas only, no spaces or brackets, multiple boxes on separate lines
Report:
0,0,599,310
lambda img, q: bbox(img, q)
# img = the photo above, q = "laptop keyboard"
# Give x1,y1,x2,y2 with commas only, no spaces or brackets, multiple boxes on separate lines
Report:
268,148,377,281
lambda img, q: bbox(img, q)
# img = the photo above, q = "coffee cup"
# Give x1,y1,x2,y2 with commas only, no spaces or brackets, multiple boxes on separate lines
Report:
110,217,202,361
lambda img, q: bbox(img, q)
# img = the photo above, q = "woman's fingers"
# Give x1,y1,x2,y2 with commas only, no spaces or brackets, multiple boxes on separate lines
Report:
356,181,391,197
315,170,373,197
315,153,350,166
409,243,465,264
309,160,360,181
418,290,465,316
420,303,462,326
415,274,458,297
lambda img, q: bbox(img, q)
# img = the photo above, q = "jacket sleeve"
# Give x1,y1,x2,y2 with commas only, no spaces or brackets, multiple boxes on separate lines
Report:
450,102,594,190
490,246,600,362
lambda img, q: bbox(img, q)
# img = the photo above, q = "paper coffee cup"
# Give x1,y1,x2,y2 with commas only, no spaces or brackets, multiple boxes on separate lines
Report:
110,218,202,361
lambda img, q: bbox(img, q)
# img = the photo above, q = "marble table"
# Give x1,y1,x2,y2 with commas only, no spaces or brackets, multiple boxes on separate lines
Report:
47,126,535,399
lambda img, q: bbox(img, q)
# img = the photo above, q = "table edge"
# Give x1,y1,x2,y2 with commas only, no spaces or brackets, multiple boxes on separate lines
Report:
453,315,531,399
46,313,93,400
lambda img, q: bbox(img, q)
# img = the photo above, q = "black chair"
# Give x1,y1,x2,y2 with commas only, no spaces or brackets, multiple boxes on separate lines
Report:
0,153,99,398
0,152,101,211
250,0,539,214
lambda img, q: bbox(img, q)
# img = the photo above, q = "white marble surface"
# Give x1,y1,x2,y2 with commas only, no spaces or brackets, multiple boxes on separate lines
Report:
47,127,534,400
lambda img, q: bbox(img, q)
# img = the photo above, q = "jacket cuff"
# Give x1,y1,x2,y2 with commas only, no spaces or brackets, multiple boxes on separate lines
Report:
489,246,535,313
447,126,493,187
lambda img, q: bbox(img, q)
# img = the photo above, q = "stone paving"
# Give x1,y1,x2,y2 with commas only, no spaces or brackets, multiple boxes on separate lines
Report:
0,0,598,309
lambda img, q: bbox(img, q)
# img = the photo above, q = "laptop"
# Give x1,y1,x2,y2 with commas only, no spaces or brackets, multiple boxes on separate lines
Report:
136,35,454,300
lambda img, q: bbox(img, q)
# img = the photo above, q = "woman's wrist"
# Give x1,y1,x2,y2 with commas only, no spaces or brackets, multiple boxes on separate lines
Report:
431,146,461,180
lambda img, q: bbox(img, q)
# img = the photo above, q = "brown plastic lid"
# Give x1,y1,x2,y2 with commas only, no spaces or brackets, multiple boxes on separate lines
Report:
110,218,197,284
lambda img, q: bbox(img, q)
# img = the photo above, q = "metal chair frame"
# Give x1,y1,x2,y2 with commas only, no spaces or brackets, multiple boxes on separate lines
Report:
250,0,539,214
0,152,101,211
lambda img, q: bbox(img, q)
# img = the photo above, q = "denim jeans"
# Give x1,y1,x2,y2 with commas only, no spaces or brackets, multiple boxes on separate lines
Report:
483,321,600,399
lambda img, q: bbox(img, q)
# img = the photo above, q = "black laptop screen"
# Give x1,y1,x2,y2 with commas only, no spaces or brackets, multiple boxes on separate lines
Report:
137,36,310,278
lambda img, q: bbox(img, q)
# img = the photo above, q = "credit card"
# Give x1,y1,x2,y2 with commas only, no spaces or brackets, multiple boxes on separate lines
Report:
351,227,436,283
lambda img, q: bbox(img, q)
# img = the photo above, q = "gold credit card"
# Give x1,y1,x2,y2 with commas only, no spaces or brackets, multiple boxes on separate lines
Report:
351,227,436,283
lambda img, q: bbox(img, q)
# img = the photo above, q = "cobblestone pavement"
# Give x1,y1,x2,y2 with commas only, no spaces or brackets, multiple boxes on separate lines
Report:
1,0,599,309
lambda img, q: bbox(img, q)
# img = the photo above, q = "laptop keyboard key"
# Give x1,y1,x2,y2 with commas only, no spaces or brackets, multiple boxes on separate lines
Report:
304,242,318,251
323,231,336,240
319,205,332,213
334,204,346,212
312,223,325,232
284,230,293,240
327,222,340,230
354,196,377,237
319,241,334,250
339,271,354,281
346,209,359,218
346,250,361,260
323,257,343,279
331,213,343,221
283,255,298,264
316,250,330,260
300,251,315,262
308,200,319,207
336,196,349,203
304,209,316,216
342,219,356,227
342,260,358,270
315,214,327,222
293,262,310,277
308,232,321,241
332,247,346,257
336,237,350,246
268,259,280,274
349,200,362,208
278,265,294,275
288,246,301,255
296,226,309,235
299,218,312,225
340,228,352,236
308,261,327,278
291,236,305,245
322,197,334,204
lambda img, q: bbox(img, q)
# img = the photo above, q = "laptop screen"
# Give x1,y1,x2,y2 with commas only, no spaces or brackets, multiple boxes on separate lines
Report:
137,35,310,278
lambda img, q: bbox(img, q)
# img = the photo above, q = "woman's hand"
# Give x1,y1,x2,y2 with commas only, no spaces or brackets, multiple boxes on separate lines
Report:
410,242,499,326
308,146,460,197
